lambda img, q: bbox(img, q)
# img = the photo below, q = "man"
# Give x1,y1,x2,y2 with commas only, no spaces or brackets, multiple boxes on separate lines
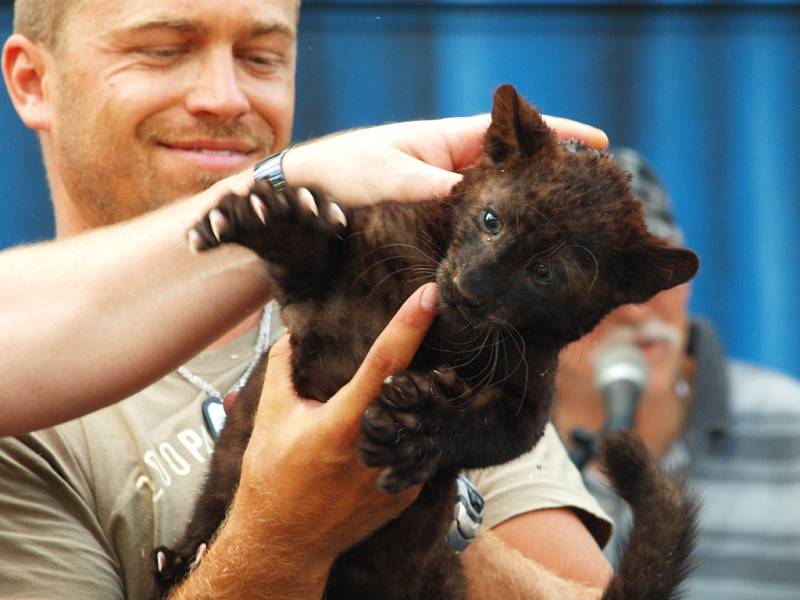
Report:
0,0,614,598
554,147,800,600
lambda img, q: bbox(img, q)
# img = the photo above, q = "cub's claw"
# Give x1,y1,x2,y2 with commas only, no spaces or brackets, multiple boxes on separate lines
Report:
209,209,228,242
187,181,347,263
250,193,267,224
152,546,188,583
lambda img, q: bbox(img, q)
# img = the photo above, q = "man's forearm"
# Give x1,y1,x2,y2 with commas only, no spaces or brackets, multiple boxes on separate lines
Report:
0,173,270,435
462,530,603,600
168,509,333,600
172,527,603,600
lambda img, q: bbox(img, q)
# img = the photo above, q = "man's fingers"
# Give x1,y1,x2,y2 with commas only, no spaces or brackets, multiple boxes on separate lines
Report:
257,335,296,414
442,113,607,173
543,115,609,149
197,169,256,210
440,113,492,172
331,283,439,423
393,159,463,202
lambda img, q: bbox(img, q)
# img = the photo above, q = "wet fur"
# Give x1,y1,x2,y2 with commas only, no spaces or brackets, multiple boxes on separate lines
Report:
152,85,699,599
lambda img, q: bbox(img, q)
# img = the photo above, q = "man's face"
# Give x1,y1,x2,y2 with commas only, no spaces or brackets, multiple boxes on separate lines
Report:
42,0,298,228
558,282,691,399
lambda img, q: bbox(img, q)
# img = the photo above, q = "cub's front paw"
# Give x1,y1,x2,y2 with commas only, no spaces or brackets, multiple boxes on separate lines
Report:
358,370,464,494
188,181,348,262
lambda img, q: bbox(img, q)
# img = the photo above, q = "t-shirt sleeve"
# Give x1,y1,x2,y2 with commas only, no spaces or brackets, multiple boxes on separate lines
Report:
0,428,125,600
465,422,612,548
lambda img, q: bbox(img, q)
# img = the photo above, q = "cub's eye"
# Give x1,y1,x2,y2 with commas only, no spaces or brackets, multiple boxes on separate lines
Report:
481,209,502,235
531,261,553,284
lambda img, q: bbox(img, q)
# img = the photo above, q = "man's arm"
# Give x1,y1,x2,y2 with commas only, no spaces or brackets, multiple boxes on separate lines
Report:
281,114,607,205
491,508,613,589
462,529,603,600
1,113,605,436
0,172,270,436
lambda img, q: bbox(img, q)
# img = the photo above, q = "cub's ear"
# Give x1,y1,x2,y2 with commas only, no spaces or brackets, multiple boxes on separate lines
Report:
615,239,699,305
484,84,556,166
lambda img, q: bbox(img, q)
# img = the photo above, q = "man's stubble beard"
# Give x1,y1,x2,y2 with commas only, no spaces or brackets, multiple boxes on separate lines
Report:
52,78,275,229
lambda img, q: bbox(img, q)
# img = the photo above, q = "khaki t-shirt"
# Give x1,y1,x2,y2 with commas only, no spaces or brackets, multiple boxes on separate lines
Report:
0,312,609,599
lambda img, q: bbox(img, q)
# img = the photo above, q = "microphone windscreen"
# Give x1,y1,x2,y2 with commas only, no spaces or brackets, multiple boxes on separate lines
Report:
593,343,649,432
593,343,649,392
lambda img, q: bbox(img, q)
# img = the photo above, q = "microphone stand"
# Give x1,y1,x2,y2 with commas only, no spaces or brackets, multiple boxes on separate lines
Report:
568,427,599,471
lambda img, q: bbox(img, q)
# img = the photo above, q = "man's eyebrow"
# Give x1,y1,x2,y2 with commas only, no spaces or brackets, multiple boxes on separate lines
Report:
118,18,296,40
120,18,207,35
249,22,296,40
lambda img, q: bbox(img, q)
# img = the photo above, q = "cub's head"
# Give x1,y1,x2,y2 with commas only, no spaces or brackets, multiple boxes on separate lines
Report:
437,84,698,347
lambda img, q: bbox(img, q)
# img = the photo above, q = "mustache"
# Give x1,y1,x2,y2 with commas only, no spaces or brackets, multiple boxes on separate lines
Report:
141,120,275,150
601,319,682,350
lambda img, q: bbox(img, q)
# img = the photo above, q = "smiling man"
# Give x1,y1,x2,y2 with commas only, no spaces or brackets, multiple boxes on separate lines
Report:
0,1,615,598
21,0,297,233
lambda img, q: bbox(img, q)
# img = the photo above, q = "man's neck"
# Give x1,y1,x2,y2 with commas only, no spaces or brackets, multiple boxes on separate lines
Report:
43,141,83,239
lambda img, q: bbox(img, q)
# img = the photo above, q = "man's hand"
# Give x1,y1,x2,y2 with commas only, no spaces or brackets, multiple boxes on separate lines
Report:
172,284,440,599
282,113,608,205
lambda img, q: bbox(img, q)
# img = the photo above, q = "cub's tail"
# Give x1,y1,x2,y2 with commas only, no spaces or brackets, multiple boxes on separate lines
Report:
600,431,699,600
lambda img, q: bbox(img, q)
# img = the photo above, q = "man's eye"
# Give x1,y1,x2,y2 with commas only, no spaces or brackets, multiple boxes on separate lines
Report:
239,52,285,72
481,209,502,235
141,47,184,60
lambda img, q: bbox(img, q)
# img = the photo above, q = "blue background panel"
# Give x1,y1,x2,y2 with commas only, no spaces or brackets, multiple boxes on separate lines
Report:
2,1,799,378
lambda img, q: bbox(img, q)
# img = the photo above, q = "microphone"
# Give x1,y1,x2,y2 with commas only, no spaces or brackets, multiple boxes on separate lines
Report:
568,342,650,470
593,343,649,432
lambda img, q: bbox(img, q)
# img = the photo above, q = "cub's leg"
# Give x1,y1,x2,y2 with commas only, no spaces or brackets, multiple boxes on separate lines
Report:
189,181,348,302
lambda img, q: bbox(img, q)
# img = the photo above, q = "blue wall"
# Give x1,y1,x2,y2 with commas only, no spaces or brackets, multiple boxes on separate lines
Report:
0,6,53,246
2,1,799,379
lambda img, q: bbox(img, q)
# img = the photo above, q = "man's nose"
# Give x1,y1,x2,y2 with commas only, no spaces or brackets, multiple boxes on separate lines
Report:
185,49,250,120
612,301,652,323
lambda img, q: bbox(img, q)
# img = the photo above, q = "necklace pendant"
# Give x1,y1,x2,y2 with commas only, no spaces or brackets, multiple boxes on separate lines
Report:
202,395,227,440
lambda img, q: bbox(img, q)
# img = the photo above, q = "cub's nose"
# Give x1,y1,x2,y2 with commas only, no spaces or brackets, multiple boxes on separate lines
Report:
452,269,486,307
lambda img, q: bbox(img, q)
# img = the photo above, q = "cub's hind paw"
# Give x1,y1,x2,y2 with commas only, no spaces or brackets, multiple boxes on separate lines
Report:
152,543,208,598
152,546,188,589
187,181,347,260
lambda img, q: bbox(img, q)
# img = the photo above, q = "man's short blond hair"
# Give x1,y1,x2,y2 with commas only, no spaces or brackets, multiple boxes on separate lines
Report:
13,0,83,47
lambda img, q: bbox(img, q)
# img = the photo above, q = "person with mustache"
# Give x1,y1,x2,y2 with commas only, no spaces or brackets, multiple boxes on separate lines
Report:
0,1,615,599
553,147,800,600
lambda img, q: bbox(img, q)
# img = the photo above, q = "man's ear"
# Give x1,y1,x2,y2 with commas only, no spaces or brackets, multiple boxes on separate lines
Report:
2,34,52,131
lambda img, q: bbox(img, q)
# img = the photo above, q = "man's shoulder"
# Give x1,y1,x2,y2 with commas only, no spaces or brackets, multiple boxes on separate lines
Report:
467,423,612,546
726,359,800,418
687,360,800,595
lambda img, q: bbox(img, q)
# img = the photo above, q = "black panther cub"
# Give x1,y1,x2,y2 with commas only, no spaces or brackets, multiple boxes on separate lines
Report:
153,85,699,599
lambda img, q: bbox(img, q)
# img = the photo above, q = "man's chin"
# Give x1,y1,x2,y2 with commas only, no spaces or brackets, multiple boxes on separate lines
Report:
185,171,232,194
100,175,227,224
153,172,233,205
